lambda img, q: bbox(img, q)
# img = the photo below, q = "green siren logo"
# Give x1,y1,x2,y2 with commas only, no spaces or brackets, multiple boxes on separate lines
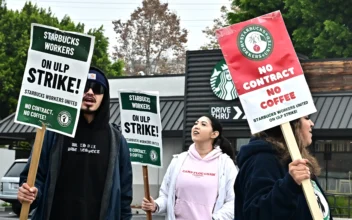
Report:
57,110,72,127
238,24,274,60
210,59,238,101
150,149,158,162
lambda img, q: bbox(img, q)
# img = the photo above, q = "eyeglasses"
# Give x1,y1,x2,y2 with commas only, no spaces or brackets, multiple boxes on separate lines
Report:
84,81,104,94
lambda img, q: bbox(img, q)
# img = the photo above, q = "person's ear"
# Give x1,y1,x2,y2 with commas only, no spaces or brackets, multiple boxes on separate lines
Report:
211,131,219,139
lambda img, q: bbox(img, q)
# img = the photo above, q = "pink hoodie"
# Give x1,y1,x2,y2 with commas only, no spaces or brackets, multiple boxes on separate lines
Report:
174,144,222,220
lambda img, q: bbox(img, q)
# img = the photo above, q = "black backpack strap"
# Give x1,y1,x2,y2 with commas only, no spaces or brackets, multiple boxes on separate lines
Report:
110,123,122,133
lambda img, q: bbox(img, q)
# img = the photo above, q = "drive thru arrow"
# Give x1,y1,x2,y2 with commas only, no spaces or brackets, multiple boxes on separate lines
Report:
233,106,242,119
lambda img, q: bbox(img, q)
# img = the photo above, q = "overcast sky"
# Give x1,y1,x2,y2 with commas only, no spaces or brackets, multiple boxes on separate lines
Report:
7,0,231,55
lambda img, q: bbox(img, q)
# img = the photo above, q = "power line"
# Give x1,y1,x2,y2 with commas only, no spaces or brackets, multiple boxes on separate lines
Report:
11,0,228,1
8,4,219,22
72,21,210,27
11,0,229,5
66,19,214,21
72,22,211,27
10,4,224,10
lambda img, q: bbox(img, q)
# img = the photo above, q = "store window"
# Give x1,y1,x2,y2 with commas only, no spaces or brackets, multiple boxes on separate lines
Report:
236,138,250,152
313,140,352,194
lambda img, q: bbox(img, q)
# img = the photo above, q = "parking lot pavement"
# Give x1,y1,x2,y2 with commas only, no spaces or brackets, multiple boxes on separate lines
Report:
132,215,164,220
1,211,352,220
0,211,164,220
0,211,27,220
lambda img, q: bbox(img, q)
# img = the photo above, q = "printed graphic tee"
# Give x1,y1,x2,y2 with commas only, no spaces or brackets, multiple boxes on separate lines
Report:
174,145,222,220
50,125,110,220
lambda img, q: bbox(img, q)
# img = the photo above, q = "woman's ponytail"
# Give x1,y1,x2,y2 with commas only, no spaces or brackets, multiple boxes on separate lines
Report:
216,136,235,160
205,114,235,160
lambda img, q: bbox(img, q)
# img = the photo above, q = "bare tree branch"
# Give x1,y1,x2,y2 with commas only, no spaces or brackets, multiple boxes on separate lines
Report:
112,0,188,75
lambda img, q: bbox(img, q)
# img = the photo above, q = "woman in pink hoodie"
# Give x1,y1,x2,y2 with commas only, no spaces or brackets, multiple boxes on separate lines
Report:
141,115,238,220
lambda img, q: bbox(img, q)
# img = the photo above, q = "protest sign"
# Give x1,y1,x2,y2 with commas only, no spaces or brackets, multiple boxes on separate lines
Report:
16,23,95,220
119,90,163,167
119,90,162,220
216,11,316,134
14,23,95,137
217,11,323,220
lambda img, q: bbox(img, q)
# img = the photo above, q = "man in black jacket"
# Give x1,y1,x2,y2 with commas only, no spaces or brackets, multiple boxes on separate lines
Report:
18,66,133,220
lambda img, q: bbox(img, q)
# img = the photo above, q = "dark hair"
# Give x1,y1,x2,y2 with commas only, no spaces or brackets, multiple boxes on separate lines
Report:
204,115,235,160
255,118,320,176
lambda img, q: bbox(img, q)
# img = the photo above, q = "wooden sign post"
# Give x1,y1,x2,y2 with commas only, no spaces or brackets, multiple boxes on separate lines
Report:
281,122,323,219
20,125,46,220
143,165,152,220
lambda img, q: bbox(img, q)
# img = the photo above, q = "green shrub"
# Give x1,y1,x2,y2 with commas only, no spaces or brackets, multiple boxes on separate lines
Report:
327,195,352,217
1,202,11,207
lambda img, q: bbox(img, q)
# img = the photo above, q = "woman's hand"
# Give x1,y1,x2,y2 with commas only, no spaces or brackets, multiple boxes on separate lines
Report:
141,196,157,212
289,159,311,185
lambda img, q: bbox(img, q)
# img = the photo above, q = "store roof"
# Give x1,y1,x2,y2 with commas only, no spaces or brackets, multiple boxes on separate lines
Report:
108,74,185,98
0,93,351,139
311,93,352,129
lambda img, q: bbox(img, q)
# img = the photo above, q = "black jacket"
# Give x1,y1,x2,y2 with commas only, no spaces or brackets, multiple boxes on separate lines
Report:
235,137,332,220
20,68,133,220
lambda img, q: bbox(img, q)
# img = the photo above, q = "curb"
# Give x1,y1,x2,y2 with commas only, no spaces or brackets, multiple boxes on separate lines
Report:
131,208,165,216
0,206,12,212
132,208,145,215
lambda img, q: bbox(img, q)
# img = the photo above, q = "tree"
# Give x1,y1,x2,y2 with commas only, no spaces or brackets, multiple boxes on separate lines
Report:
200,3,239,50
157,51,186,74
0,1,123,120
227,0,352,58
88,26,124,77
112,0,188,76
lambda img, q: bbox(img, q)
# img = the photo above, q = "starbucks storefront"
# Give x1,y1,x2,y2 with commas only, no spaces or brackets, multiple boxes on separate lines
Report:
183,49,352,217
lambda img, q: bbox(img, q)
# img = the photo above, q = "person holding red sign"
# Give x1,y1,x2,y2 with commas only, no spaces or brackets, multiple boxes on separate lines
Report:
141,115,238,220
234,116,332,219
